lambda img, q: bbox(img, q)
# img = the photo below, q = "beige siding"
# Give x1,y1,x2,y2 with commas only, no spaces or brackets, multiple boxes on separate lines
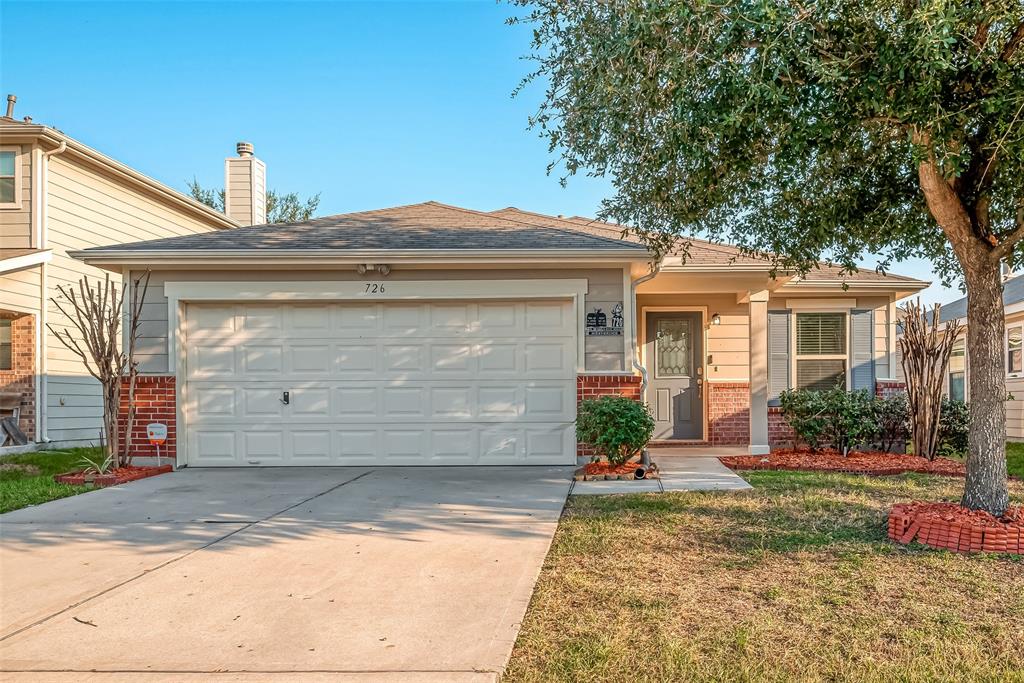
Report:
0,144,34,249
636,293,749,381
130,267,628,375
0,265,42,314
43,154,222,445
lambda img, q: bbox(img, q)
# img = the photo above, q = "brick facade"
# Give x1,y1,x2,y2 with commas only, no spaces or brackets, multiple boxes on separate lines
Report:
118,375,176,460
0,314,36,439
707,382,750,445
768,407,795,448
876,379,906,398
576,374,642,456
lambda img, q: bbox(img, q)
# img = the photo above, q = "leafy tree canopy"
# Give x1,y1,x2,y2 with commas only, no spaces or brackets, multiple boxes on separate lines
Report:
186,178,321,224
512,0,1024,284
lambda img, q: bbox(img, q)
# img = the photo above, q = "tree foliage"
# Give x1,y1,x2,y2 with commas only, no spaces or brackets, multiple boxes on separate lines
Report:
187,178,321,224
512,0,1024,281
513,0,1023,514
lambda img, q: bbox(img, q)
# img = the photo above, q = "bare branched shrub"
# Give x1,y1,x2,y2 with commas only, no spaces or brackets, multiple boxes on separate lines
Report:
899,299,964,461
48,272,149,466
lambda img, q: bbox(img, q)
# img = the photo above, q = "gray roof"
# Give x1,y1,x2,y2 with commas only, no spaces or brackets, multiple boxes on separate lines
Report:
80,201,647,253
937,274,1024,322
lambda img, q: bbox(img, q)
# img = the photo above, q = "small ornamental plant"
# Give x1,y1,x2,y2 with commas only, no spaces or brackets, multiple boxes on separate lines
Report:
576,395,655,467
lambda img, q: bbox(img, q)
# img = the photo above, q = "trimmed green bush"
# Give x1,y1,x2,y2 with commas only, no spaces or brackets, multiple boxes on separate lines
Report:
780,387,908,455
938,398,969,458
576,395,655,466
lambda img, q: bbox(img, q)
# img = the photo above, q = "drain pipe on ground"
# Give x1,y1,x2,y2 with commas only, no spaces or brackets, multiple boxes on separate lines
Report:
629,259,663,466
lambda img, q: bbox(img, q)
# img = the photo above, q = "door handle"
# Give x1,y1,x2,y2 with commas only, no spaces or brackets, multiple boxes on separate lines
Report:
281,391,290,405
696,378,703,399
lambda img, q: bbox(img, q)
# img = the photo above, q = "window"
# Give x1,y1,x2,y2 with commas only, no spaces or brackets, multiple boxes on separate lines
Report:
1008,325,1023,376
0,150,18,206
0,320,11,371
949,338,965,401
795,312,847,391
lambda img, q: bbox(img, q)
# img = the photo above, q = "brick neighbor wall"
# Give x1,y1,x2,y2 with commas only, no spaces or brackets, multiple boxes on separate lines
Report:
876,379,906,398
577,374,642,456
118,375,176,460
0,314,36,439
707,382,750,445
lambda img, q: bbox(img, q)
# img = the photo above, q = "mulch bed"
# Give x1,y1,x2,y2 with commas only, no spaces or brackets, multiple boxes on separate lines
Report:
719,449,967,477
573,460,660,481
889,502,1023,554
54,464,173,487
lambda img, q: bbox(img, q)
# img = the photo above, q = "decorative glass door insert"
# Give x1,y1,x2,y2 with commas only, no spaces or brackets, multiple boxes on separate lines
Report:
655,319,691,378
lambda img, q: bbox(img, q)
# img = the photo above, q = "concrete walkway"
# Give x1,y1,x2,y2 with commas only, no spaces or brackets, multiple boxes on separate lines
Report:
0,466,572,682
570,450,752,495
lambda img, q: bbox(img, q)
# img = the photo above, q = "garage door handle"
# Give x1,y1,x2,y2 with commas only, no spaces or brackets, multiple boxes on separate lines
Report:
280,391,290,405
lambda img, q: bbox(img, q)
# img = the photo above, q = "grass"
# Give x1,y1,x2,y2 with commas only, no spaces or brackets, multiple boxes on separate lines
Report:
504,470,1024,683
1006,442,1024,478
0,447,105,514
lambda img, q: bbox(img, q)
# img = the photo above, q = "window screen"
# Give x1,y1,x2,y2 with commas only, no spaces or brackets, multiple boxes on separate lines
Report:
0,319,11,370
796,313,846,355
1009,327,1022,374
0,151,15,204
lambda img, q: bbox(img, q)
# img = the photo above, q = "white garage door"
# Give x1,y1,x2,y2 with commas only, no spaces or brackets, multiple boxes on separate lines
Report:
183,300,577,466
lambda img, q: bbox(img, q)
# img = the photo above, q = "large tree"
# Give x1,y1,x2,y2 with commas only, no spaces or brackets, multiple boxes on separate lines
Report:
187,178,321,224
513,0,1023,514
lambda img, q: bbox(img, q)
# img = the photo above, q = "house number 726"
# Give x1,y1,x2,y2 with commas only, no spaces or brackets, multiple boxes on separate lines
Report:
364,283,385,294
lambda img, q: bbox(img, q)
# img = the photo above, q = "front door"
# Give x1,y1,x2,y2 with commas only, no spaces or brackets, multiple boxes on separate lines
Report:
645,312,704,440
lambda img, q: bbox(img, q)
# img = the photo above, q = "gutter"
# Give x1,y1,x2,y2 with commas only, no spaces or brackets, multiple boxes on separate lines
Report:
36,139,69,444
629,259,662,466
69,247,652,266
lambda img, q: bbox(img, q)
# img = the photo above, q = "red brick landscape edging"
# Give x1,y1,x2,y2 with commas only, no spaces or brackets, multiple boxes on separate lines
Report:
54,465,173,488
888,502,1023,555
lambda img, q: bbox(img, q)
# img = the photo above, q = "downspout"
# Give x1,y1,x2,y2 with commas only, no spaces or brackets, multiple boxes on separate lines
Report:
37,140,67,444
630,259,662,465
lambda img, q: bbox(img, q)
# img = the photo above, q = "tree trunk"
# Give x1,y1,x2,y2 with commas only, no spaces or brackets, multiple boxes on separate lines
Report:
918,158,1009,516
960,255,1010,515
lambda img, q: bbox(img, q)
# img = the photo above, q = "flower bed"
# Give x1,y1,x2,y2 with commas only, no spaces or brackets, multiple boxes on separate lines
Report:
54,464,173,487
573,460,660,481
719,449,966,477
888,502,1023,554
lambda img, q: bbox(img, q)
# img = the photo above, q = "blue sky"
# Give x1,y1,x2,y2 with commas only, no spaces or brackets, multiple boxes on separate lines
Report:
1,0,956,305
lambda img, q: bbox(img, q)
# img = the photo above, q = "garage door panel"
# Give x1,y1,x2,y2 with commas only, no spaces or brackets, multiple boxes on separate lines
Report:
188,380,575,424
184,300,577,466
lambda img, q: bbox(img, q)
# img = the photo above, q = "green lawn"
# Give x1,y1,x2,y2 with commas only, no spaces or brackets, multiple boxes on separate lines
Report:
504,470,1024,683
1007,441,1024,478
0,447,105,514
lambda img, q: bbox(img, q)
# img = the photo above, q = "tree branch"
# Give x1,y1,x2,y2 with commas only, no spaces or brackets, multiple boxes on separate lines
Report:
999,22,1024,62
993,202,1024,260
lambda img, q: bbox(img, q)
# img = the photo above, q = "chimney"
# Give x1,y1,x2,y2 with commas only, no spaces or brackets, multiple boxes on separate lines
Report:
4,94,16,119
224,141,266,226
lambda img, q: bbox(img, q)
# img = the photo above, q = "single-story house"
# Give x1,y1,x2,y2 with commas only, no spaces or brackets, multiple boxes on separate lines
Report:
0,102,238,450
921,273,1024,440
71,143,928,466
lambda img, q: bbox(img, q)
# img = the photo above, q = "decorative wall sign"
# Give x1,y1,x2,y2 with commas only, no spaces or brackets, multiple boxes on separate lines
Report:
586,302,624,336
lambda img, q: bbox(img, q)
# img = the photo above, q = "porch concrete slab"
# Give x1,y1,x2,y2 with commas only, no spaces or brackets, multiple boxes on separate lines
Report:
570,455,751,495
0,466,570,681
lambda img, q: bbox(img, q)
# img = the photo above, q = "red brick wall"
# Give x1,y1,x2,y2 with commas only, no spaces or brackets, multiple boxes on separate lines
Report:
0,314,36,439
576,374,642,456
768,407,795,448
876,380,906,398
118,375,176,460
707,382,750,445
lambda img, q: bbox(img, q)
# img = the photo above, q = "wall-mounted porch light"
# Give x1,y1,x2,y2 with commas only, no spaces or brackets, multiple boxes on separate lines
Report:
710,312,722,326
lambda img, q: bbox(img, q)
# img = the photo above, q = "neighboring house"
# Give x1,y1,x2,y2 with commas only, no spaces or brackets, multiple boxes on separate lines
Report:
925,274,1024,440
0,101,243,449
73,195,928,466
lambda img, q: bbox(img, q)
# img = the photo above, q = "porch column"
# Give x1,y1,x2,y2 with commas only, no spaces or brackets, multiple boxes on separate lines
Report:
747,290,770,454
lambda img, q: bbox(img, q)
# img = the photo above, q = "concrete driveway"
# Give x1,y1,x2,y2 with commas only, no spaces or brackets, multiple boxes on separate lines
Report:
0,466,571,681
